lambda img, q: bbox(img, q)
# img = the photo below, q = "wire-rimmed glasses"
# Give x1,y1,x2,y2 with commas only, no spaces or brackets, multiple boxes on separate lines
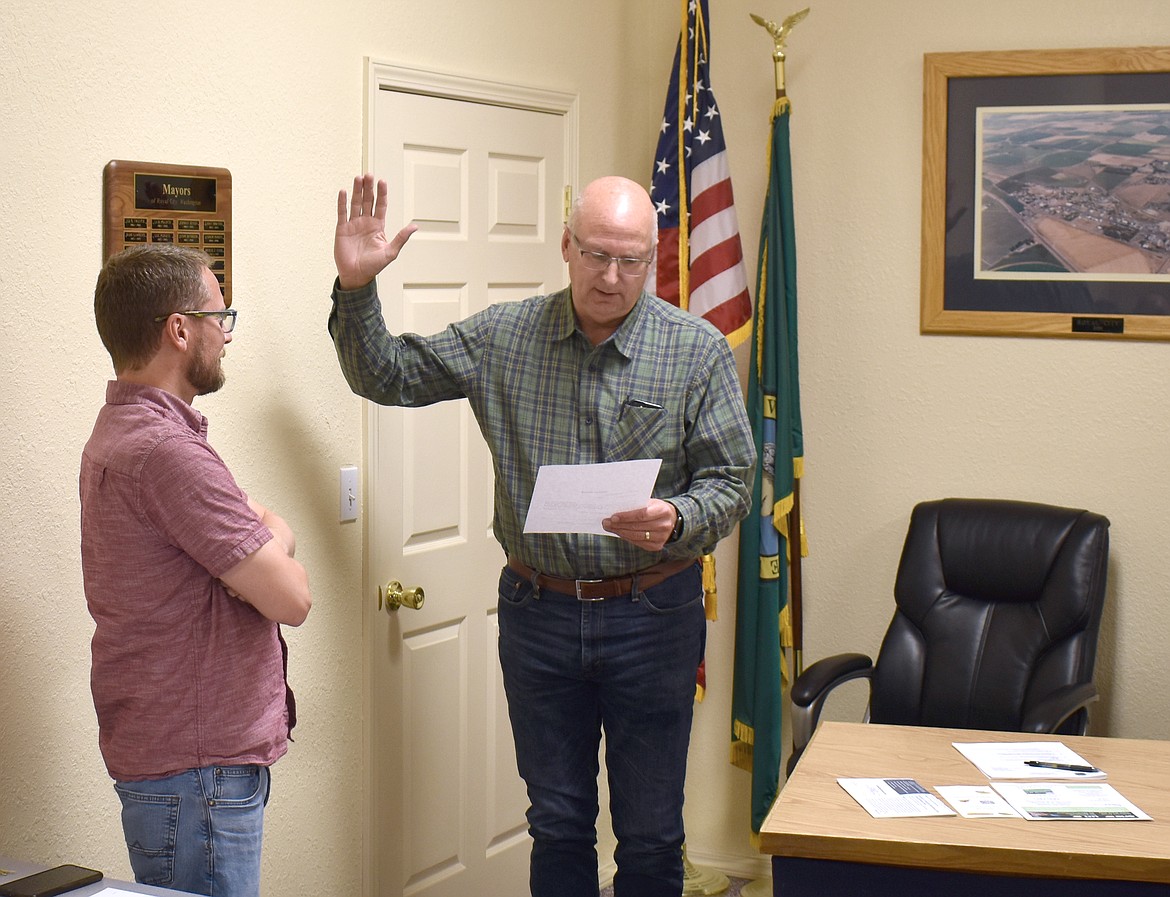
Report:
569,232,653,277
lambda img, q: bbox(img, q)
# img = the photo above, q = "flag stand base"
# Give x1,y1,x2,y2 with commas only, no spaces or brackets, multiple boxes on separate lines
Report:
681,845,729,896
740,877,771,896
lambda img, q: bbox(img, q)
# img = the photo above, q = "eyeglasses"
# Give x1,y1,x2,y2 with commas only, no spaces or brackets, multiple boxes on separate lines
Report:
154,309,238,333
569,232,653,277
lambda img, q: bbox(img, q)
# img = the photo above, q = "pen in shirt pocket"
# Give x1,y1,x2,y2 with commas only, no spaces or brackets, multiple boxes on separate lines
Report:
619,397,665,420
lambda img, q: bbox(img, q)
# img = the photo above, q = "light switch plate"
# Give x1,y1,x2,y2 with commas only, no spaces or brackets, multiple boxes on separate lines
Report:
340,465,359,522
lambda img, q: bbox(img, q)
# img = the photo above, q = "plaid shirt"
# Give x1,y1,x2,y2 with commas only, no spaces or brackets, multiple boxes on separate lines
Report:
329,280,755,579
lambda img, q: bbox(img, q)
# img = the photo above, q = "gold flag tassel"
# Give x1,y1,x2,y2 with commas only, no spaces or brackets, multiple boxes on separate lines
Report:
694,554,718,703
702,553,718,621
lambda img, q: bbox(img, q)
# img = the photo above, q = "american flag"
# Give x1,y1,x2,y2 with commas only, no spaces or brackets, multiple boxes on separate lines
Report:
648,0,752,347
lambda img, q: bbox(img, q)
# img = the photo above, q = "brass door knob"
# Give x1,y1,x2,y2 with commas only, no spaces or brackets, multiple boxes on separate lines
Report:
379,580,425,611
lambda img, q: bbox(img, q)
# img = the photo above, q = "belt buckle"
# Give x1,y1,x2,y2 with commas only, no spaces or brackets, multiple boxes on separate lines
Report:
575,578,605,601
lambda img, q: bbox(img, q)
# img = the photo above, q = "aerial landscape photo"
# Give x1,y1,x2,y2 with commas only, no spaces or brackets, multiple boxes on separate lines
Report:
976,106,1170,281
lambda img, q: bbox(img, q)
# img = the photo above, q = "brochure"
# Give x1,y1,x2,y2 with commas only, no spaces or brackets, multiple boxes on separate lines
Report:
837,778,956,818
935,784,1023,818
991,781,1151,821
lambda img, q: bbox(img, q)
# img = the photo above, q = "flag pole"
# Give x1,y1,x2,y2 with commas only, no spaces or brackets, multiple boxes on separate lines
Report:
751,7,808,686
740,17,809,897
651,0,757,887
660,2,755,890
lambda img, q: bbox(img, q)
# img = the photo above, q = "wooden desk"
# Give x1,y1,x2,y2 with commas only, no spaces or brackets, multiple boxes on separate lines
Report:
759,722,1170,896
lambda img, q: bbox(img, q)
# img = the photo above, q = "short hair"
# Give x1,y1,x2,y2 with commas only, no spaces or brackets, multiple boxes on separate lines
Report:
94,244,213,372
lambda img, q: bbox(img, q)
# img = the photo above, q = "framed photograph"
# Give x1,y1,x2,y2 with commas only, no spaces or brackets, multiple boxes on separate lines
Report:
921,46,1170,339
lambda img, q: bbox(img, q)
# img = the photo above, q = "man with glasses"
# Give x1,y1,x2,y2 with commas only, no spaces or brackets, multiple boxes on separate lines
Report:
329,173,754,897
80,244,312,897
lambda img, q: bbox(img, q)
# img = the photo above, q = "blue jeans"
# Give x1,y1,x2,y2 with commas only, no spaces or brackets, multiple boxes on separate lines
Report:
114,764,270,897
498,562,705,897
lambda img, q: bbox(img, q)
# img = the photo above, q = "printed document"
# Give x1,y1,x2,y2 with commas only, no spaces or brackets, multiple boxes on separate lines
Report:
952,741,1105,779
523,459,662,536
837,778,955,818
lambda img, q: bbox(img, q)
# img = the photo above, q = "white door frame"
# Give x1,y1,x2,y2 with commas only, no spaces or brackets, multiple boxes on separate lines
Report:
359,59,579,897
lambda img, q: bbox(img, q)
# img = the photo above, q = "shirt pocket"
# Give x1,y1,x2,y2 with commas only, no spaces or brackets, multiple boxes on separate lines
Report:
607,402,670,460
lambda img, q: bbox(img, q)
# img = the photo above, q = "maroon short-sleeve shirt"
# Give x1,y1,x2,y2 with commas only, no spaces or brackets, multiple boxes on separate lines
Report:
80,381,287,781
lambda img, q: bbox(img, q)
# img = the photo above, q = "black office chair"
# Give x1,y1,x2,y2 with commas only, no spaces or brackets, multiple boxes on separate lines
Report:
788,498,1110,774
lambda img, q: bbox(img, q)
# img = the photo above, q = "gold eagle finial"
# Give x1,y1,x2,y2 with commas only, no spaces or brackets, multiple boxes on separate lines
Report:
750,7,810,58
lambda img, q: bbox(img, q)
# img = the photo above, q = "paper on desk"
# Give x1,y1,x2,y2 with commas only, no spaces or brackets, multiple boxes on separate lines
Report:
837,778,956,818
991,781,1151,821
952,741,1105,779
523,459,662,535
92,890,146,896
935,785,1023,818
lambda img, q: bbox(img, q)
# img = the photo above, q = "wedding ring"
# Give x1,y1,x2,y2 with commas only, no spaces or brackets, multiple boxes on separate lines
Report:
644,531,651,541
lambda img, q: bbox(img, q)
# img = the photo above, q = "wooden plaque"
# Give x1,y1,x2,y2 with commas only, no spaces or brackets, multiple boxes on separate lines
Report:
103,160,232,306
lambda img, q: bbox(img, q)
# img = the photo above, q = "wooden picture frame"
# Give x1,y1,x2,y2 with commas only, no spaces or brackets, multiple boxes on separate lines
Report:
920,46,1170,340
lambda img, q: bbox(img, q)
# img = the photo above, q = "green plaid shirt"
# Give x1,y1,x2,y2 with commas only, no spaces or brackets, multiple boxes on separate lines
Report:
329,279,755,579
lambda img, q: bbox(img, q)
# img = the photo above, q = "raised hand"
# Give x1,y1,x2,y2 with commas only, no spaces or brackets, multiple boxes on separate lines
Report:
334,173,418,290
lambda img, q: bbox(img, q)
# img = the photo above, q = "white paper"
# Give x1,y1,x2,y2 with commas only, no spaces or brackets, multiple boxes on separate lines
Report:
92,889,148,896
836,778,956,818
935,784,1024,818
523,460,662,535
991,781,1152,821
952,741,1105,779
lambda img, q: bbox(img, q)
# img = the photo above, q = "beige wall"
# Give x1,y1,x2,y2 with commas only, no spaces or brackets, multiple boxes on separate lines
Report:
2,0,1168,892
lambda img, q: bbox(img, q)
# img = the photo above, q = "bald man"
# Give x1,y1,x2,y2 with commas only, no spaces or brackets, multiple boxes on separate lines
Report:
329,174,754,897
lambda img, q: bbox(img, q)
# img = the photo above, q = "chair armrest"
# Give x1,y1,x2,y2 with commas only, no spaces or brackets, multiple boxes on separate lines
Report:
791,653,874,708
1020,682,1099,734
787,653,874,776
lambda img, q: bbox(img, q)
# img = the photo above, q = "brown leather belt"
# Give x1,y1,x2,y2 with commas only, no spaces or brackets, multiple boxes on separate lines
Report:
507,556,697,601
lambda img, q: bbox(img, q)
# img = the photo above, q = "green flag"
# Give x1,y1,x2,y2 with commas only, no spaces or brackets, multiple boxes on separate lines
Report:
731,98,804,835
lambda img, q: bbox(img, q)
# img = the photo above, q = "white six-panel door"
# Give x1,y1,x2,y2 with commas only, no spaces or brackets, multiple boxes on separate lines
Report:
363,63,576,897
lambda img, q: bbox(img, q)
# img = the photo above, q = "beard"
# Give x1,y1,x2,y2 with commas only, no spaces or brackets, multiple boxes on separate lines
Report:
187,335,226,396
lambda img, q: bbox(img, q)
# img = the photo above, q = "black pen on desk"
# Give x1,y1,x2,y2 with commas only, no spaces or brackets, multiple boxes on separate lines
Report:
1024,760,1100,773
